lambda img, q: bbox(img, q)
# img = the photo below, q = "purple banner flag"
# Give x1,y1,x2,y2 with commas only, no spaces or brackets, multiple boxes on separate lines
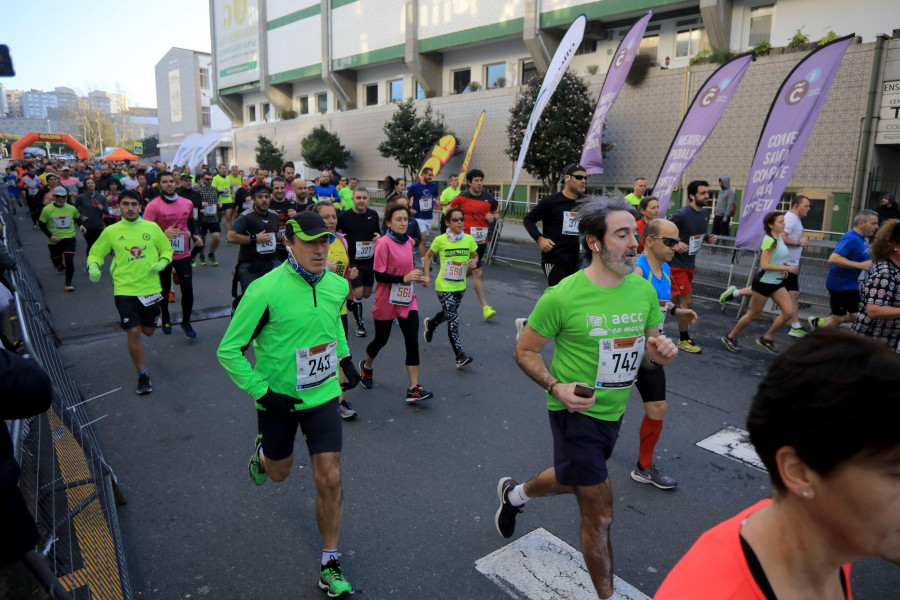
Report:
580,11,652,174
735,34,854,250
653,54,753,214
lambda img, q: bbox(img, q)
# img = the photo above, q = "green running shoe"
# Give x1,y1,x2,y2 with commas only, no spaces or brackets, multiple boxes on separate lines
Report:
719,285,737,305
248,434,266,486
318,559,353,597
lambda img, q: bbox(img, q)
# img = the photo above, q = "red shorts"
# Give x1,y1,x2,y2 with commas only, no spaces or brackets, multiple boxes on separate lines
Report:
670,267,694,297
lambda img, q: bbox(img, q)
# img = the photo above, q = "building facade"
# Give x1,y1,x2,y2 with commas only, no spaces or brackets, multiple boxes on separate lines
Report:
209,0,900,232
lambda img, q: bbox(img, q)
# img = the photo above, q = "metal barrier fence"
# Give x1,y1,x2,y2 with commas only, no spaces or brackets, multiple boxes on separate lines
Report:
2,201,133,600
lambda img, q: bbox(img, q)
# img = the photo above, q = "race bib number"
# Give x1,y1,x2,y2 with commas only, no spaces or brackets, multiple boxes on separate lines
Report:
108,207,121,217
204,204,218,216
256,237,276,254
470,227,488,244
688,234,704,255
562,211,580,236
596,335,644,389
419,197,432,211
28,187,37,196
389,282,414,306
193,208,199,220
138,293,162,307
658,300,669,330
232,185,241,194
355,241,375,260
169,235,185,254
52,216,71,230
443,260,466,283
295,339,337,390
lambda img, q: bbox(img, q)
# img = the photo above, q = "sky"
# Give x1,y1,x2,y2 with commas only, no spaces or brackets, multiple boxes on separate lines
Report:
3,1,212,108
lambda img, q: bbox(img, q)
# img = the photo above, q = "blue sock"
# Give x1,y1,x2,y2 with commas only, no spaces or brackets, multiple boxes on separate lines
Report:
138,369,147,375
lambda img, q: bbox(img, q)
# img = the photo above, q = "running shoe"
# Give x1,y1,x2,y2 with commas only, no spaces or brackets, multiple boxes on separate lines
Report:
808,316,824,329
198,255,207,266
339,399,357,419
405,384,433,403
483,305,497,320
515,318,527,341
168,291,176,303
181,322,197,339
719,285,737,305
191,260,196,268
208,253,218,266
359,360,373,389
64,283,75,292
56,263,65,273
495,477,523,538
423,317,435,343
136,373,152,395
756,336,777,354
161,322,172,335
721,336,740,353
630,461,677,490
677,338,701,353
455,353,473,368
788,326,807,338
318,559,352,598
355,321,367,337
248,433,266,486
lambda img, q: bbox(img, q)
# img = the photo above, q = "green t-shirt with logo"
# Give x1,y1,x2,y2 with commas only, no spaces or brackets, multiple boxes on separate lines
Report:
339,186,353,210
212,174,232,201
527,271,664,421
38,203,80,243
86,217,174,297
430,233,477,292
440,187,461,214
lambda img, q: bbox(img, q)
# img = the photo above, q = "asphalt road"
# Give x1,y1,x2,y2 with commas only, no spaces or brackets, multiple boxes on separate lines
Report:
11,209,897,599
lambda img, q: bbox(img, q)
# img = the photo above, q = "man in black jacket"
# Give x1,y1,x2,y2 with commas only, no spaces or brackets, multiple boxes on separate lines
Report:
875,193,900,224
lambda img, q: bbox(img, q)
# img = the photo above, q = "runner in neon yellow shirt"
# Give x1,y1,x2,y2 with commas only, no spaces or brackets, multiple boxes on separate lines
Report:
38,186,82,292
87,189,173,395
439,173,461,234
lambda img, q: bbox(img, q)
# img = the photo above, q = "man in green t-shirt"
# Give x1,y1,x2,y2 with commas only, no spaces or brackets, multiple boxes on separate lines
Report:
438,173,461,234
338,177,357,211
87,189,173,395
625,177,646,208
38,186,83,292
211,164,234,231
493,198,678,600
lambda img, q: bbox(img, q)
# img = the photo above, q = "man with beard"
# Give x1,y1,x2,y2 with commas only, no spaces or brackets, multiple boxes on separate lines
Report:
228,184,281,293
269,176,302,261
495,198,677,600
667,180,717,353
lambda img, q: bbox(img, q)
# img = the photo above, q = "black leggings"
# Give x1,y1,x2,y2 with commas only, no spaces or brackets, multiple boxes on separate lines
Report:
83,228,103,256
432,291,465,356
366,310,419,366
51,253,74,283
159,257,194,324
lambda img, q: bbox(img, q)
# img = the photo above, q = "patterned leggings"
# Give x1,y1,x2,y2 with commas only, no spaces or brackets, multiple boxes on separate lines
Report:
432,290,465,356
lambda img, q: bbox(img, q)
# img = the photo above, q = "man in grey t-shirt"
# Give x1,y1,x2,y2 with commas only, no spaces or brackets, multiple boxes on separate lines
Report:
780,195,811,338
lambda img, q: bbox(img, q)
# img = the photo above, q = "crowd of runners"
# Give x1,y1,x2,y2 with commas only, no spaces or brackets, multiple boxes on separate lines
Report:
2,155,899,599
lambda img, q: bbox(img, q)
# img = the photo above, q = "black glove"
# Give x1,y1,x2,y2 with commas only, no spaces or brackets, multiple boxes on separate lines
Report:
339,356,361,391
257,389,301,415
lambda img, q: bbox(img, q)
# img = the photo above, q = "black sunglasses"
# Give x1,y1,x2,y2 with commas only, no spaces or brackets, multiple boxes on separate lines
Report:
569,174,586,181
449,216,465,222
649,236,679,248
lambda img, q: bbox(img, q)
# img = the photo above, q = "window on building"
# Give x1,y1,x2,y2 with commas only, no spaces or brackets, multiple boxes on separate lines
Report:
248,105,256,122
675,20,709,58
389,79,403,103
416,82,425,99
575,38,597,56
262,102,271,121
199,68,209,89
485,63,506,89
317,93,327,113
452,69,471,94
748,5,775,47
639,34,659,60
201,106,211,127
521,59,538,85
298,95,309,115
365,84,378,106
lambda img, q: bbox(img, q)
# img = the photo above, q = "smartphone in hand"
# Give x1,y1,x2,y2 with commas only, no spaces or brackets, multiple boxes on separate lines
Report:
574,383,595,398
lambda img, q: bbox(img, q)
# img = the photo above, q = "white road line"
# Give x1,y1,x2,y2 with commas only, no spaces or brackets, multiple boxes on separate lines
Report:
696,426,766,471
475,527,651,600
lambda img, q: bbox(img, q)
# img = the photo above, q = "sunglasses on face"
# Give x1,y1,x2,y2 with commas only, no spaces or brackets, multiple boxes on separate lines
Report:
649,236,679,248
569,174,586,181
450,216,465,222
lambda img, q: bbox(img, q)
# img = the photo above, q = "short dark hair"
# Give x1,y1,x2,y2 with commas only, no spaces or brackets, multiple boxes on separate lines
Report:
422,167,433,175
448,173,458,180
638,195,658,213
282,162,294,170
106,177,120,188
271,176,286,186
445,206,464,221
791,194,809,208
748,328,900,492
687,180,709,200
466,169,484,183
118,189,141,204
384,201,411,225
249,184,270,198
578,197,634,259
157,170,174,181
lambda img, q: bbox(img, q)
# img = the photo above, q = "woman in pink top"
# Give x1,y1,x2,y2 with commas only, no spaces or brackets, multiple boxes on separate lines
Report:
359,203,433,403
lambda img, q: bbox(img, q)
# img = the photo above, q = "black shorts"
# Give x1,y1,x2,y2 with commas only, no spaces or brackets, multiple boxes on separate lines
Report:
750,272,785,297
221,201,235,210
548,410,622,486
350,263,375,288
257,398,342,461
828,288,859,317
635,364,666,403
782,271,799,292
48,237,76,258
475,244,487,268
200,220,221,235
114,295,161,330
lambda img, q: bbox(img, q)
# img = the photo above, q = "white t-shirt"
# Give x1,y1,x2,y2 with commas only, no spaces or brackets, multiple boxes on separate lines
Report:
783,211,804,266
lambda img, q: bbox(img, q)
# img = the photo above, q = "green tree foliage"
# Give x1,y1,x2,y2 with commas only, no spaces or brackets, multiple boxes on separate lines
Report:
378,99,457,181
506,70,610,188
255,135,286,172
300,125,351,171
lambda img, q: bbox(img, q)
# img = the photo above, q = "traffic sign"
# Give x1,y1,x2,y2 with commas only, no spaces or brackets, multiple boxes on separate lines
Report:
133,143,143,155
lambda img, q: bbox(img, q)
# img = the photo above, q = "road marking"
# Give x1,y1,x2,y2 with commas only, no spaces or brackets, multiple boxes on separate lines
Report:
475,527,651,600
696,426,766,471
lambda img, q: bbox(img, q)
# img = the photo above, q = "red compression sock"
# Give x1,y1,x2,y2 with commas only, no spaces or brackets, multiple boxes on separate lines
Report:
638,415,664,470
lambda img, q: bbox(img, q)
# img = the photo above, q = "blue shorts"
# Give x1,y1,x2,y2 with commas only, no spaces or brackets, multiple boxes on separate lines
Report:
548,410,622,486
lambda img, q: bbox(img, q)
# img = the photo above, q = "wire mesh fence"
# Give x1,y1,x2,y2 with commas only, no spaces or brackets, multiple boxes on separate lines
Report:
2,199,132,600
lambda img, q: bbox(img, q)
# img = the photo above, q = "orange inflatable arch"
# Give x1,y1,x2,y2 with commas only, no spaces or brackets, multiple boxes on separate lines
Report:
11,132,90,160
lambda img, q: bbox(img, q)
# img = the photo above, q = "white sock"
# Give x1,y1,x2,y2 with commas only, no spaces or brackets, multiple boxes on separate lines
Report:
601,594,617,600
322,549,337,567
791,322,801,329
732,289,741,298
508,483,530,507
